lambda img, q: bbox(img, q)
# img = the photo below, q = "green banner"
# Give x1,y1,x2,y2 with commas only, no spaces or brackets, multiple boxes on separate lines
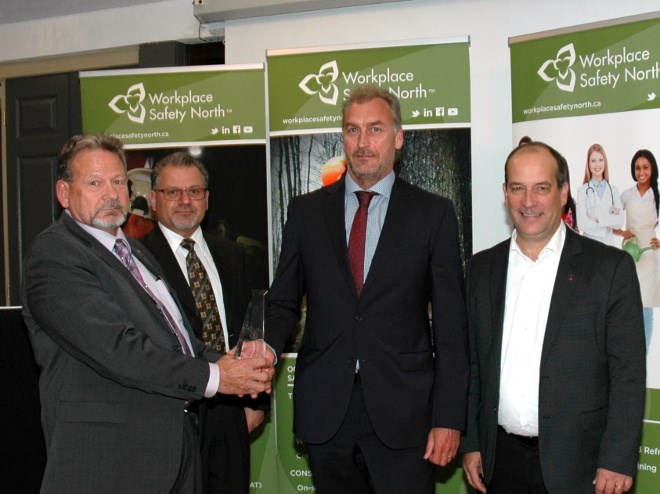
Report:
267,40,470,134
274,357,315,493
249,418,278,493
80,66,266,147
511,16,660,122
511,13,660,494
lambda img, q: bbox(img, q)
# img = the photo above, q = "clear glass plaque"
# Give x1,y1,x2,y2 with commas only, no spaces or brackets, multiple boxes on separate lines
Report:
235,289,267,359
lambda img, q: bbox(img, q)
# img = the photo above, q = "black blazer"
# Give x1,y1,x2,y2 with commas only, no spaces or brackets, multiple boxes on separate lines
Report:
266,175,470,449
21,213,219,493
460,227,646,493
139,225,268,410
140,225,253,347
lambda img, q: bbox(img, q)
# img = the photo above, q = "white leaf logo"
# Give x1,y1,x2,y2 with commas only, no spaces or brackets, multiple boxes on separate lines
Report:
299,61,340,105
108,83,147,124
537,43,577,93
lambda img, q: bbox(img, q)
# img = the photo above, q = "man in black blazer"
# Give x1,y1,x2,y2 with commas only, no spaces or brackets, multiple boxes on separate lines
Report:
266,86,469,493
140,151,265,494
21,134,273,494
460,141,646,494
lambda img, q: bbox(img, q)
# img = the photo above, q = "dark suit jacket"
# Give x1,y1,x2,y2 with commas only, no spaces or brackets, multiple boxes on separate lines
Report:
21,213,219,494
140,225,252,348
140,226,267,406
460,227,646,493
266,175,469,449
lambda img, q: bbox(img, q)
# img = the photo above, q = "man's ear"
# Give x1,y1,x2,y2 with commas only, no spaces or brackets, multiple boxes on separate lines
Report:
55,180,70,208
149,190,158,214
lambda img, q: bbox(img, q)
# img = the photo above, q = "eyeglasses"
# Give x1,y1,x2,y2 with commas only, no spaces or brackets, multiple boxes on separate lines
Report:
155,187,207,201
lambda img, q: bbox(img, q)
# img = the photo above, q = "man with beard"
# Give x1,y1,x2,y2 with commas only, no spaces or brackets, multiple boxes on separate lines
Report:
265,86,469,493
21,134,273,494
140,151,265,493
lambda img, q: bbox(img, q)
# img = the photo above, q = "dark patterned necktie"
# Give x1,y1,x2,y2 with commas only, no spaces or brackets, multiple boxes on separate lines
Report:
180,238,226,353
113,238,191,355
348,191,376,296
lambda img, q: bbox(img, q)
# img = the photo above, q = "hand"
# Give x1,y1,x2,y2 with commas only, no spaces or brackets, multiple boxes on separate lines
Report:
617,229,634,240
244,408,266,434
233,340,278,365
423,427,459,467
650,237,660,249
593,468,633,494
236,338,268,359
462,451,487,493
216,354,274,398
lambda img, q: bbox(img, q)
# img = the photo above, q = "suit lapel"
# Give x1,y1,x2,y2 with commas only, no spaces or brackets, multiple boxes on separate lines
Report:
322,178,355,294
62,214,138,289
540,229,582,368
144,227,198,318
363,177,410,291
61,214,173,333
490,240,510,356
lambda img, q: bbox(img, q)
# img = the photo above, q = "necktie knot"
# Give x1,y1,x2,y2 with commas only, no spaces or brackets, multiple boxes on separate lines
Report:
113,239,132,266
355,190,376,208
114,237,128,253
181,237,195,253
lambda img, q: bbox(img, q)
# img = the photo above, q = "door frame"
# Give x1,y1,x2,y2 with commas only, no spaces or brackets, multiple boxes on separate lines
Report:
0,46,139,304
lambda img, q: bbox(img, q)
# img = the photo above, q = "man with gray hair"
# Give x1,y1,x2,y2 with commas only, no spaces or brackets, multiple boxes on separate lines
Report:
22,134,273,493
266,87,469,493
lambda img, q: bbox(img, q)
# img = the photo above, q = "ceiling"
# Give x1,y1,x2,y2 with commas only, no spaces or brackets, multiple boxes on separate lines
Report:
0,0,166,25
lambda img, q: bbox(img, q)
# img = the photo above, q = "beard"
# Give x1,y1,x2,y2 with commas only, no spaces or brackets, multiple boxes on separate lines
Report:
171,206,201,232
91,199,128,230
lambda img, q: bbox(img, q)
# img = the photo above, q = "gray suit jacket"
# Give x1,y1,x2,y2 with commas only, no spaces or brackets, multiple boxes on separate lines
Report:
460,227,646,493
266,176,469,449
21,213,220,494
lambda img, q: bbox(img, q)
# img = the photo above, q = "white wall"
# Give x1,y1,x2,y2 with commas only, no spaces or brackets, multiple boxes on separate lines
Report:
1,0,658,252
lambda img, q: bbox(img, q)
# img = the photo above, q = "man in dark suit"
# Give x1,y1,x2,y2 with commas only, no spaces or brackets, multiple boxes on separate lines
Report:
460,141,646,494
140,151,265,493
21,134,273,494
265,86,469,493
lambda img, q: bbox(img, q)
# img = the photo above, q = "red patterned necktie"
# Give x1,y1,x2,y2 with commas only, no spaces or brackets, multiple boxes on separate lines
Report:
348,191,376,296
113,238,191,355
180,238,226,353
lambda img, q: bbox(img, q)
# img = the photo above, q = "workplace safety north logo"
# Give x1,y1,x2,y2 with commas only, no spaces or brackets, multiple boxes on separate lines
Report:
108,83,147,124
299,61,340,105
537,43,577,93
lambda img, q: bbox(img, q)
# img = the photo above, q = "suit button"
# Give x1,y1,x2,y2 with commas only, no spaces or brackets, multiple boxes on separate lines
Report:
355,314,363,321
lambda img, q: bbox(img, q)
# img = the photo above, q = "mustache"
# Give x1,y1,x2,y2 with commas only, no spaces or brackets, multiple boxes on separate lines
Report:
98,199,126,212
352,150,376,158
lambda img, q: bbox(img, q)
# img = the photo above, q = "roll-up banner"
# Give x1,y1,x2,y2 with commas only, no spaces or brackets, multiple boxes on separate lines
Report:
80,65,276,492
267,38,472,493
510,13,660,490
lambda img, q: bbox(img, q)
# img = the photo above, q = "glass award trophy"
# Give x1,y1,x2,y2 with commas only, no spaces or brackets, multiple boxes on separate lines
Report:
234,289,267,359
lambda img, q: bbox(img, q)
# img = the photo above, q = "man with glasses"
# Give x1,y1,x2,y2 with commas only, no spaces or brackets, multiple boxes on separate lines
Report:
141,151,265,494
21,135,272,494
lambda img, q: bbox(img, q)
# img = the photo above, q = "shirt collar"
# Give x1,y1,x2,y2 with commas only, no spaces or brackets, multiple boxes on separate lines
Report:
158,223,204,252
510,222,566,262
67,210,129,252
344,170,395,200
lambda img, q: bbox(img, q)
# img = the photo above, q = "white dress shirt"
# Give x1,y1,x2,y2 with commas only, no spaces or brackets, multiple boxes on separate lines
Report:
498,223,566,437
158,223,230,347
